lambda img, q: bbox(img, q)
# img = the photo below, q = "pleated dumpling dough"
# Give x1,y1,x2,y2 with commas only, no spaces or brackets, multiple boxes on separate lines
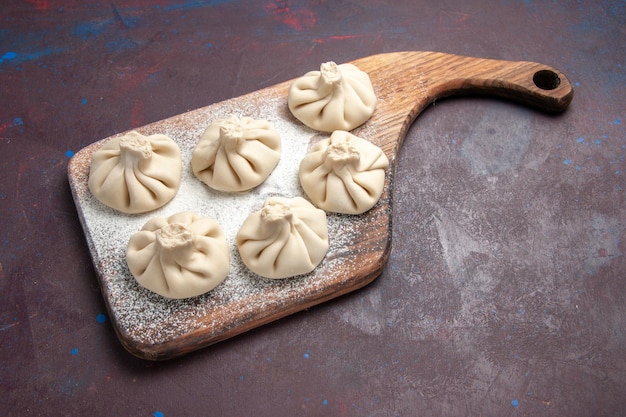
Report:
236,197,329,279
299,130,389,215
288,61,377,132
88,130,181,214
126,212,230,299
192,116,281,192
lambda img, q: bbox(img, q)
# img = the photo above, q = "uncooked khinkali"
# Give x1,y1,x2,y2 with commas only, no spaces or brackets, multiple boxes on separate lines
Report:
288,61,377,132
126,212,230,299
299,130,389,215
88,130,182,214
236,197,329,279
192,116,281,192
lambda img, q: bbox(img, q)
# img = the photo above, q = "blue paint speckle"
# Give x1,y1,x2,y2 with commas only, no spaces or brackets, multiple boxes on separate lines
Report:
595,139,602,145
71,347,79,356
612,118,621,125
154,412,164,417
12,117,24,127
322,399,328,406
206,43,212,48
163,0,232,12
239,375,244,381
511,399,519,407
564,159,573,165
1,51,17,62
81,98,87,105
0,47,66,68
65,150,74,158
303,349,310,359
119,15,140,28
577,136,585,143
72,20,112,39
96,313,107,323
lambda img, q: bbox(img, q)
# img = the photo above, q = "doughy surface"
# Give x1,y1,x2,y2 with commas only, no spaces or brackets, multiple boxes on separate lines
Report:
288,61,377,132
126,212,230,299
88,130,182,214
192,116,281,192
299,130,389,214
236,197,329,279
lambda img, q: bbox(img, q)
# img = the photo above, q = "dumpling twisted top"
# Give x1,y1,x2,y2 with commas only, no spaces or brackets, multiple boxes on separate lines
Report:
299,130,389,214
88,130,182,214
288,61,377,132
236,197,329,279
191,116,281,192
126,212,230,299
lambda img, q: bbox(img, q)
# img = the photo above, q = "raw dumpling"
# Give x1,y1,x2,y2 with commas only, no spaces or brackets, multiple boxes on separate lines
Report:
126,212,230,299
236,197,329,279
191,116,281,192
288,61,377,132
88,130,182,214
299,130,389,214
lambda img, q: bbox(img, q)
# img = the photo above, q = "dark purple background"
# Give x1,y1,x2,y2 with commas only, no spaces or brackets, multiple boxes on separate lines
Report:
1,1,625,416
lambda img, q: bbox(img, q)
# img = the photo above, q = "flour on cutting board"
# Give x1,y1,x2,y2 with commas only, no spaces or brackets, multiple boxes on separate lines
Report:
69,93,367,346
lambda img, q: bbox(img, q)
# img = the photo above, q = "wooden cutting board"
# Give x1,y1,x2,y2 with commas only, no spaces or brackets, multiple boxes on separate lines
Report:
68,51,573,360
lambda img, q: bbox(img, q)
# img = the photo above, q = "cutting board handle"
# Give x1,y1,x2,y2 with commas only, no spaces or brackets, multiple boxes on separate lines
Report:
428,55,574,113
351,51,574,152
361,51,573,112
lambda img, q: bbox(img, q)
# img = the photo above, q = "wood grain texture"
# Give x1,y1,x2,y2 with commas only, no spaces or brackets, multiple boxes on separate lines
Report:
68,51,573,360
350,51,573,155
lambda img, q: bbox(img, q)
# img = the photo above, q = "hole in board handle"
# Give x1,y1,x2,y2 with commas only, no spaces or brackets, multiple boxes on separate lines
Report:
533,69,561,90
